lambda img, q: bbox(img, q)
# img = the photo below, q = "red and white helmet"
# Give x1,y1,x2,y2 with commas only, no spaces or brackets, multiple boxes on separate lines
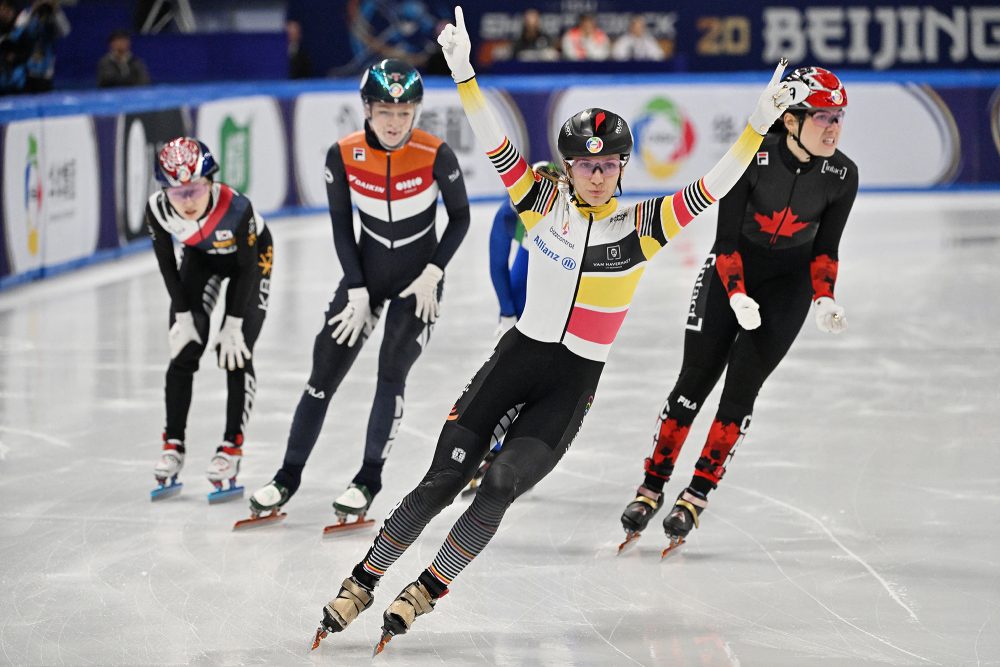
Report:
155,137,219,187
784,67,847,110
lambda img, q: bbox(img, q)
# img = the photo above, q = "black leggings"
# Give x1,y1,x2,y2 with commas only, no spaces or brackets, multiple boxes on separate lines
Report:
275,277,440,497
164,229,272,444
355,329,602,591
643,249,811,494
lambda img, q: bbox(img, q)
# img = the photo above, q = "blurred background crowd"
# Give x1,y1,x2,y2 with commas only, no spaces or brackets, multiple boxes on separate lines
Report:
1,0,988,96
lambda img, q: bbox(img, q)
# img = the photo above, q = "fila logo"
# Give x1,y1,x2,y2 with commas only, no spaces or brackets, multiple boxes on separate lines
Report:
353,147,366,161
395,176,423,191
451,447,466,463
756,152,769,166
677,395,698,410
215,230,233,241
305,383,326,400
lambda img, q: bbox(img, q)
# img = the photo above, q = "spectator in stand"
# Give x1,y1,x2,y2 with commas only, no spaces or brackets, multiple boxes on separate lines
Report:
612,15,665,61
561,13,609,61
97,29,150,88
286,19,312,79
15,0,69,92
512,8,557,62
0,0,29,94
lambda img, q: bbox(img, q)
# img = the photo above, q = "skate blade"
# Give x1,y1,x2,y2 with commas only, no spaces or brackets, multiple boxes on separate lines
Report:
322,515,375,536
310,626,327,651
150,481,183,501
661,537,686,559
232,511,287,531
617,530,641,554
208,484,245,504
373,629,394,656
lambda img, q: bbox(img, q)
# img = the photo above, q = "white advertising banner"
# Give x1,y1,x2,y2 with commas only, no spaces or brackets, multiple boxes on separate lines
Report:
292,88,529,206
196,96,288,212
2,116,101,275
550,82,957,191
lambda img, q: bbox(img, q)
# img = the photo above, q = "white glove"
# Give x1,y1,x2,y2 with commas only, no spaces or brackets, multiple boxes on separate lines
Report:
168,311,202,359
494,315,517,339
399,264,444,323
436,5,476,82
813,296,847,334
216,316,251,370
328,287,374,347
748,58,808,134
729,293,761,330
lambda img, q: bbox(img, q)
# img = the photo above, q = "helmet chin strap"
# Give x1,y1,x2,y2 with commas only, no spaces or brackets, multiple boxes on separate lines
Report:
791,118,816,161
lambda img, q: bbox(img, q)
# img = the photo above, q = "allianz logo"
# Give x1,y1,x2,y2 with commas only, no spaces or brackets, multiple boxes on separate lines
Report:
348,173,385,193
396,176,423,191
533,236,577,270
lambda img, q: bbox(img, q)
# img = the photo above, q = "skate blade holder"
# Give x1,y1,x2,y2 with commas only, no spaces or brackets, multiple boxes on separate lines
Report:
232,510,287,531
322,512,375,537
661,536,686,559
150,478,183,501
208,479,245,504
617,530,642,554
310,626,327,651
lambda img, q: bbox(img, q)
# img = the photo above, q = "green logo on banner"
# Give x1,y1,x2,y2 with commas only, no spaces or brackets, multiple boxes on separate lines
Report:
220,116,250,192
24,133,41,256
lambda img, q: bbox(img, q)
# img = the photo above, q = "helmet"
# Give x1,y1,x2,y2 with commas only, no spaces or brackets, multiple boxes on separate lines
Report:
557,108,632,162
784,67,847,110
360,58,424,105
531,160,562,178
156,137,218,187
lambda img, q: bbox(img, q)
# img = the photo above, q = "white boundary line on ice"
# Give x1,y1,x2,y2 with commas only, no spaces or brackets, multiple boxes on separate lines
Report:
0,425,72,448
727,484,919,622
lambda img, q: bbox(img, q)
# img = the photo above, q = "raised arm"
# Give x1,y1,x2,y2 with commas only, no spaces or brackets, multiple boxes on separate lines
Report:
438,6,557,231
638,61,805,258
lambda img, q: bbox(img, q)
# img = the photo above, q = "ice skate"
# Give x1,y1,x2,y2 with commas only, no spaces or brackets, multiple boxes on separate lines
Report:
233,480,289,530
310,576,374,651
323,483,375,536
618,485,663,553
661,489,708,558
206,443,244,504
151,438,185,500
373,580,443,656
461,449,496,497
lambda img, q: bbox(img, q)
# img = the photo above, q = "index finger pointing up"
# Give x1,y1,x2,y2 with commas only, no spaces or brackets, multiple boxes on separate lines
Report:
455,5,466,33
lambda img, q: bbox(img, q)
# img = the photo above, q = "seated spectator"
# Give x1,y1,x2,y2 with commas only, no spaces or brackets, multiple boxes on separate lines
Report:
612,15,665,61
97,29,150,88
561,13,609,61
286,19,312,79
513,8,557,62
15,0,70,92
0,0,29,94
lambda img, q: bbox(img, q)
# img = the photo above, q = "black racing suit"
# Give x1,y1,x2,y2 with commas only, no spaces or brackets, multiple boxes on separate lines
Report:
272,122,470,500
146,183,273,447
642,131,859,498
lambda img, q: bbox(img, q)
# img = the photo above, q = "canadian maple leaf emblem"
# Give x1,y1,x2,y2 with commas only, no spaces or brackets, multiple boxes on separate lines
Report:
754,207,811,237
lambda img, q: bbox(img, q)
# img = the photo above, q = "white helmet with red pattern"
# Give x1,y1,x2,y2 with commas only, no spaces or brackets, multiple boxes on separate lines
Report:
784,67,847,110
155,137,219,187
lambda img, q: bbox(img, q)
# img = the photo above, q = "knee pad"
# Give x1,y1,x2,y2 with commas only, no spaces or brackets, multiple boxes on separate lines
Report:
168,344,204,374
476,460,518,506
415,468,466,514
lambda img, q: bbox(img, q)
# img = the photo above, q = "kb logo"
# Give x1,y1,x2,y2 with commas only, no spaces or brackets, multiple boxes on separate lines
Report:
562,257,577,270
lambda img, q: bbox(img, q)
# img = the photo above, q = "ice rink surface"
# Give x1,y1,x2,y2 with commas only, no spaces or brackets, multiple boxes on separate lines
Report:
1,192,998,666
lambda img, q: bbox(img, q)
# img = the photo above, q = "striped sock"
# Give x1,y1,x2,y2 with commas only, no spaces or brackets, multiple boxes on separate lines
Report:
426,490,509,587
